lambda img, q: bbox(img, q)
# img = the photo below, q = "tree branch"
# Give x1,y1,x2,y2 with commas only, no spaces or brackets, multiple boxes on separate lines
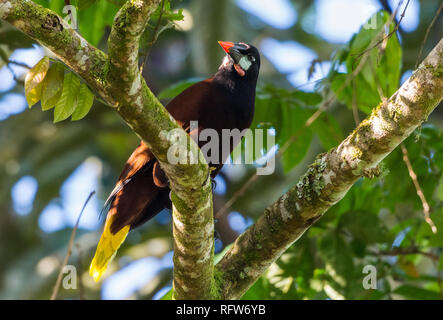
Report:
214,39,443,299
1,0,214,299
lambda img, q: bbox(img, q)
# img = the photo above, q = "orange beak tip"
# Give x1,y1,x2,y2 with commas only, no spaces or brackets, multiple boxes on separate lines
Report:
218,41,235,54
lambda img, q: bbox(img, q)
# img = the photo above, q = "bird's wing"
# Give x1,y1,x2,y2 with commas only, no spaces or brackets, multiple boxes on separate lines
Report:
90,142,160,281
99,141,154,217
165,79,214,127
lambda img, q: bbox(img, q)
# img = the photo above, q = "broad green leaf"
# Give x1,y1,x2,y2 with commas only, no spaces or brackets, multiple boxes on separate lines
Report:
394,285,440,300
41,62,65,111
436,175,443,202
0,47,9,69
416,209,443,247
53,72,80,123
281,105,313,172
157,78,203,100
32,0,120,46
318,231,355,286
0,30,35,50
160,289,173,300
331,73,378,114
241,276,271,300
78,0,121,46
292,91,322,106
330,11,402,114
77,0,98,10
311,112,343,150
25,56,50,108
340,210,389,244
71,84,94,120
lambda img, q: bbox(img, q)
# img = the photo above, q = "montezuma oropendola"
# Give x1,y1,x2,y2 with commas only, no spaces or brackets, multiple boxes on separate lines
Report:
90,41,261,281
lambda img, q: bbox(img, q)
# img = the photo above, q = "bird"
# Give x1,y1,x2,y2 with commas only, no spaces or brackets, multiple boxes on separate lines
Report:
89,41,261,282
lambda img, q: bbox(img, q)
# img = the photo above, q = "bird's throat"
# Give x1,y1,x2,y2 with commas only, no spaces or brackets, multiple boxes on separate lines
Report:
234,64,246,77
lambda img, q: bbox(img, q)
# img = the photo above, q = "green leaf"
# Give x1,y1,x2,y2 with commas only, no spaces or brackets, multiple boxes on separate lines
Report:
417,209,443,247
340,210,389,244
157,78,203,100
292,91,322,106
41,62,65,111
281,105,313,172
436,175,443,202
77,0,98,10
71,84,94,120
0,30,35,50
394,285,441,300
77,0,120,46
318,231,354,286
241,276,271,300
160,288,173,300
53,72,80,123
25,56,50,108
330,11,402,114
151,0,184,22
311,112,343,150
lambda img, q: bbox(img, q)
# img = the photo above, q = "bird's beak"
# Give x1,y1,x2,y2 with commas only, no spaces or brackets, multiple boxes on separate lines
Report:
218,41,243,64
218,41,234,54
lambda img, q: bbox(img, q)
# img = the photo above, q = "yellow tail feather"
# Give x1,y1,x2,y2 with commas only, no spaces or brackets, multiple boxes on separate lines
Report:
89,217,130,282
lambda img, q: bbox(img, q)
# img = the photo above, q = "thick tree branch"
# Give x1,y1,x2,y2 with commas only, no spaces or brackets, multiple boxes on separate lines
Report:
1,0,214,299
214,39,443,299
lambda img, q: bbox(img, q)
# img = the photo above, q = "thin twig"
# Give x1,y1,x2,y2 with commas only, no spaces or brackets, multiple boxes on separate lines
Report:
50,191,96,300
401,144,437,234
414,1,443,69
373,247,439,261
351,79,360,126
140,0,166,73
7,60,31,69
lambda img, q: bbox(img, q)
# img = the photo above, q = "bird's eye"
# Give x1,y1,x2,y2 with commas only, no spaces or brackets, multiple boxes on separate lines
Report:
248,54,255,62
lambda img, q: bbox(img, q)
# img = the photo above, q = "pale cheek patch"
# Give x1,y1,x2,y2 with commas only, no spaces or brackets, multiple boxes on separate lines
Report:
238,56,252,71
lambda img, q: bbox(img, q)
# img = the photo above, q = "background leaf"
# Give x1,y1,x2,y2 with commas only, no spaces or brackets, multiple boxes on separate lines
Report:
53,72,81,123
24,56,50,108
41,62,65,111
71,84,94,121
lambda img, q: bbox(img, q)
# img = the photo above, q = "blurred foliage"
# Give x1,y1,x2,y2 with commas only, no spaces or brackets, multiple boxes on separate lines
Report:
0,0,442,300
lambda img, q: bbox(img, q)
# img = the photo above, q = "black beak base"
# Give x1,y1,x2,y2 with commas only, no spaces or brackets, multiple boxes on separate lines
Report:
227,44,245,65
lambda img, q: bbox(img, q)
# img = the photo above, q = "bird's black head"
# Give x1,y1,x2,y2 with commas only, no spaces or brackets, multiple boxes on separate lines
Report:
217,41,261,82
